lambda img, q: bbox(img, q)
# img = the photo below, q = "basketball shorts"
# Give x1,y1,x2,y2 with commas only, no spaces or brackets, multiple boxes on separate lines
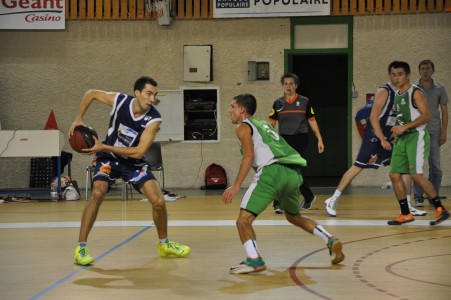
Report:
390,131,430,174
92,155,156,193
241,164,302,216
354,135,392,169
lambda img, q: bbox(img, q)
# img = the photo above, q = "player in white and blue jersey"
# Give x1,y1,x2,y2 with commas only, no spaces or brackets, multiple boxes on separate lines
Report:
69,76,190,266
325,61,426,217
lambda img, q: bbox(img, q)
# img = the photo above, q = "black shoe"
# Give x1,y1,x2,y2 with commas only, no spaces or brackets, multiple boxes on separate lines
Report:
274,204,284,214
301,196,317,210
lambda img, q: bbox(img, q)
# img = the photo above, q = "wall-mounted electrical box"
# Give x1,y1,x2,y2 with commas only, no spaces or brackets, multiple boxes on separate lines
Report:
184,45,213,82
248,61,270,81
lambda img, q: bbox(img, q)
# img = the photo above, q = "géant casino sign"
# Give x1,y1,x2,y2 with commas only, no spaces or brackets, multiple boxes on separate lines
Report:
0,0,65,30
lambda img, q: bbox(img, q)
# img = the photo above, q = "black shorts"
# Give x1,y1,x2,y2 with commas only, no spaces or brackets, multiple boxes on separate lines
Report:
92,154,156,193
354,136,392,169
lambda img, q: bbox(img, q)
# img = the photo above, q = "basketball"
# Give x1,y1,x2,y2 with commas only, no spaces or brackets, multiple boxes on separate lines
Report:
69,125,98,153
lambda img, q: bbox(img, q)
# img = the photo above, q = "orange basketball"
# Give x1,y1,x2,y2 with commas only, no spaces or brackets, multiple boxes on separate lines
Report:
69,126,98,153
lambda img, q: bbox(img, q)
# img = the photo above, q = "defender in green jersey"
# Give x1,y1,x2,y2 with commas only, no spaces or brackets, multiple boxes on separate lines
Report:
388,61,449,226
223,94,344,274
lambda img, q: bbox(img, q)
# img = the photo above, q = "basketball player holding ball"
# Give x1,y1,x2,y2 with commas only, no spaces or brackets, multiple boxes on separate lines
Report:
68,76,190,265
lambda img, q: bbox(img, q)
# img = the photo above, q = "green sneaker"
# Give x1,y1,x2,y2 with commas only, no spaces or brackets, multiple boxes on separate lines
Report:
156,241,191,258
229,257,267,274
328,237,345,264
74,245,94,265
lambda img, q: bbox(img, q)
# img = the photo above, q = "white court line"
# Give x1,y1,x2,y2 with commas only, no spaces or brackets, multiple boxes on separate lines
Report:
0,219,449,229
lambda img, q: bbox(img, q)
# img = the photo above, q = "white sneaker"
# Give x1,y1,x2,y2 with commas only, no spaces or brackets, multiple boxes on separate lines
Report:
410,207,427,216
325,197,337,217
162,190,178,201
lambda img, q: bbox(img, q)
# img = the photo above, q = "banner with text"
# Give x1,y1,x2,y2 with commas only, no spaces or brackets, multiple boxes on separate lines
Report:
0,0,65,30
214,0,330,18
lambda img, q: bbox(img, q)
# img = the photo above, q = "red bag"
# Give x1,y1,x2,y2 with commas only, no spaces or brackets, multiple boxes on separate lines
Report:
201,163,227,190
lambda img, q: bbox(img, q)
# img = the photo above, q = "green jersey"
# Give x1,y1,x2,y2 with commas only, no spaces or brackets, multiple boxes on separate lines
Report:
242,117,307,171
394,84,426,134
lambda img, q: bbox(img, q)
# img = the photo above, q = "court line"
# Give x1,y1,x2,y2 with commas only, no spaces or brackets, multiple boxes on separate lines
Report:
17,220,450,299
29,226,153,300
1,219,450,229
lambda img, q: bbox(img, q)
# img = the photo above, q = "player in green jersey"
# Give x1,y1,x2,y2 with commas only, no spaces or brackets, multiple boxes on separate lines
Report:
223,93,344,274
387,61,449,226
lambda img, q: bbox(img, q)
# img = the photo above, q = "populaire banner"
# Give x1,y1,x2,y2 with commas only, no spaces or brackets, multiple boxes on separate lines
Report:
0,0,65,30
214,0,330,18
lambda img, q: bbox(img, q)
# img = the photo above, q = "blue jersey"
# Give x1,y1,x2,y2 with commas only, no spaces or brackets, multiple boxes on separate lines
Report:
363,83,397,140
353,83,396,169
100,93,162,164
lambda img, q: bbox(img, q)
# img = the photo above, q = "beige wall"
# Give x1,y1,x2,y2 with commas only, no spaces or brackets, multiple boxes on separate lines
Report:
0,14,450,191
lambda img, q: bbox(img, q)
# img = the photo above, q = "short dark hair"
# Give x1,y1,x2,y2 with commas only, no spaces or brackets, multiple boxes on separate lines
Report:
418,59,435,71
134,76,158,92
388,61,411,74
234,94,257,116
280,73,300,85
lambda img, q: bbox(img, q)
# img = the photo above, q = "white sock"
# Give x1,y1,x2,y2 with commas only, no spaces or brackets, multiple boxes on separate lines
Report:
406,195,412,208
159,238,169,245
333,190,341,200
313,225,332,244
243,240,259,259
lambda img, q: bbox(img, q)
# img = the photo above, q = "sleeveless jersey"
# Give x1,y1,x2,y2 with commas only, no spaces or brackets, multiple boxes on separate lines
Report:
102,93,162,164
364,83,397,140
242,117,307,172
394,84,426,134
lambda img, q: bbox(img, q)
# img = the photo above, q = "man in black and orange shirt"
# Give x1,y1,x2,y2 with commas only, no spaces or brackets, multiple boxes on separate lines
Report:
268,73,324,212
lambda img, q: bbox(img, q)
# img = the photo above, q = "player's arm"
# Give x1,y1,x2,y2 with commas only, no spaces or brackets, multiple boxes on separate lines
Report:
69,90,116,136
223,123,254,204
306,102,324,153
439,103,448,146
268,118,277,127
369,87,392,150
86,121,161,159
308,118,324,153
392,89,430,136
268,101,279,128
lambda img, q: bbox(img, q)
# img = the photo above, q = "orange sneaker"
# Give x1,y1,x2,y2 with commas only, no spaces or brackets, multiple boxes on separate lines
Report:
387,213,414,225
430,207,450,226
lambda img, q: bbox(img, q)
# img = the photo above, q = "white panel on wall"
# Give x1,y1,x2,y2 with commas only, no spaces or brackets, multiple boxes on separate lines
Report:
183,45,212,82
154,90,184,141
294,24,348,49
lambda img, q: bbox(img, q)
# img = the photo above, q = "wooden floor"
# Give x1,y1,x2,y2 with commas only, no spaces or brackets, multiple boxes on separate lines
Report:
0,189,450,300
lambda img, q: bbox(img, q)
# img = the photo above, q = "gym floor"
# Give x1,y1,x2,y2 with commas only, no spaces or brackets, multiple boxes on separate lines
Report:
0,187,450,300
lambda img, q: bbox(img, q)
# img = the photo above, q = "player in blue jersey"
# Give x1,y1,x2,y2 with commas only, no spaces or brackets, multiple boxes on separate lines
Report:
224,93,344,274
324,62,426,217
69,76,190,265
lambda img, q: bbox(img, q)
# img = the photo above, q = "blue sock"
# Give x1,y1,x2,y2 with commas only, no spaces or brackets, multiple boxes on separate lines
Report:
79,242,86,247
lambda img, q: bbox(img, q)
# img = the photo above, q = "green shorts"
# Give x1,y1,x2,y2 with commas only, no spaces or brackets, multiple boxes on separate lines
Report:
390,131,430,174
240,164,303,215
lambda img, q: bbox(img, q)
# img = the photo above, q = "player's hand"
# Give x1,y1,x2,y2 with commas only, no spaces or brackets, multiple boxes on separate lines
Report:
82,136,102,154
439,132,447,146
318,141,324,153
223,186,239,204
381,139,392,151
391,125,406,136
68,120,86,137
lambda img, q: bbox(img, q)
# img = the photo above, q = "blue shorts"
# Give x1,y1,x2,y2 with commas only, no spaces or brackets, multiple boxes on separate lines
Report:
354,135,392,169
92,154,156,193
